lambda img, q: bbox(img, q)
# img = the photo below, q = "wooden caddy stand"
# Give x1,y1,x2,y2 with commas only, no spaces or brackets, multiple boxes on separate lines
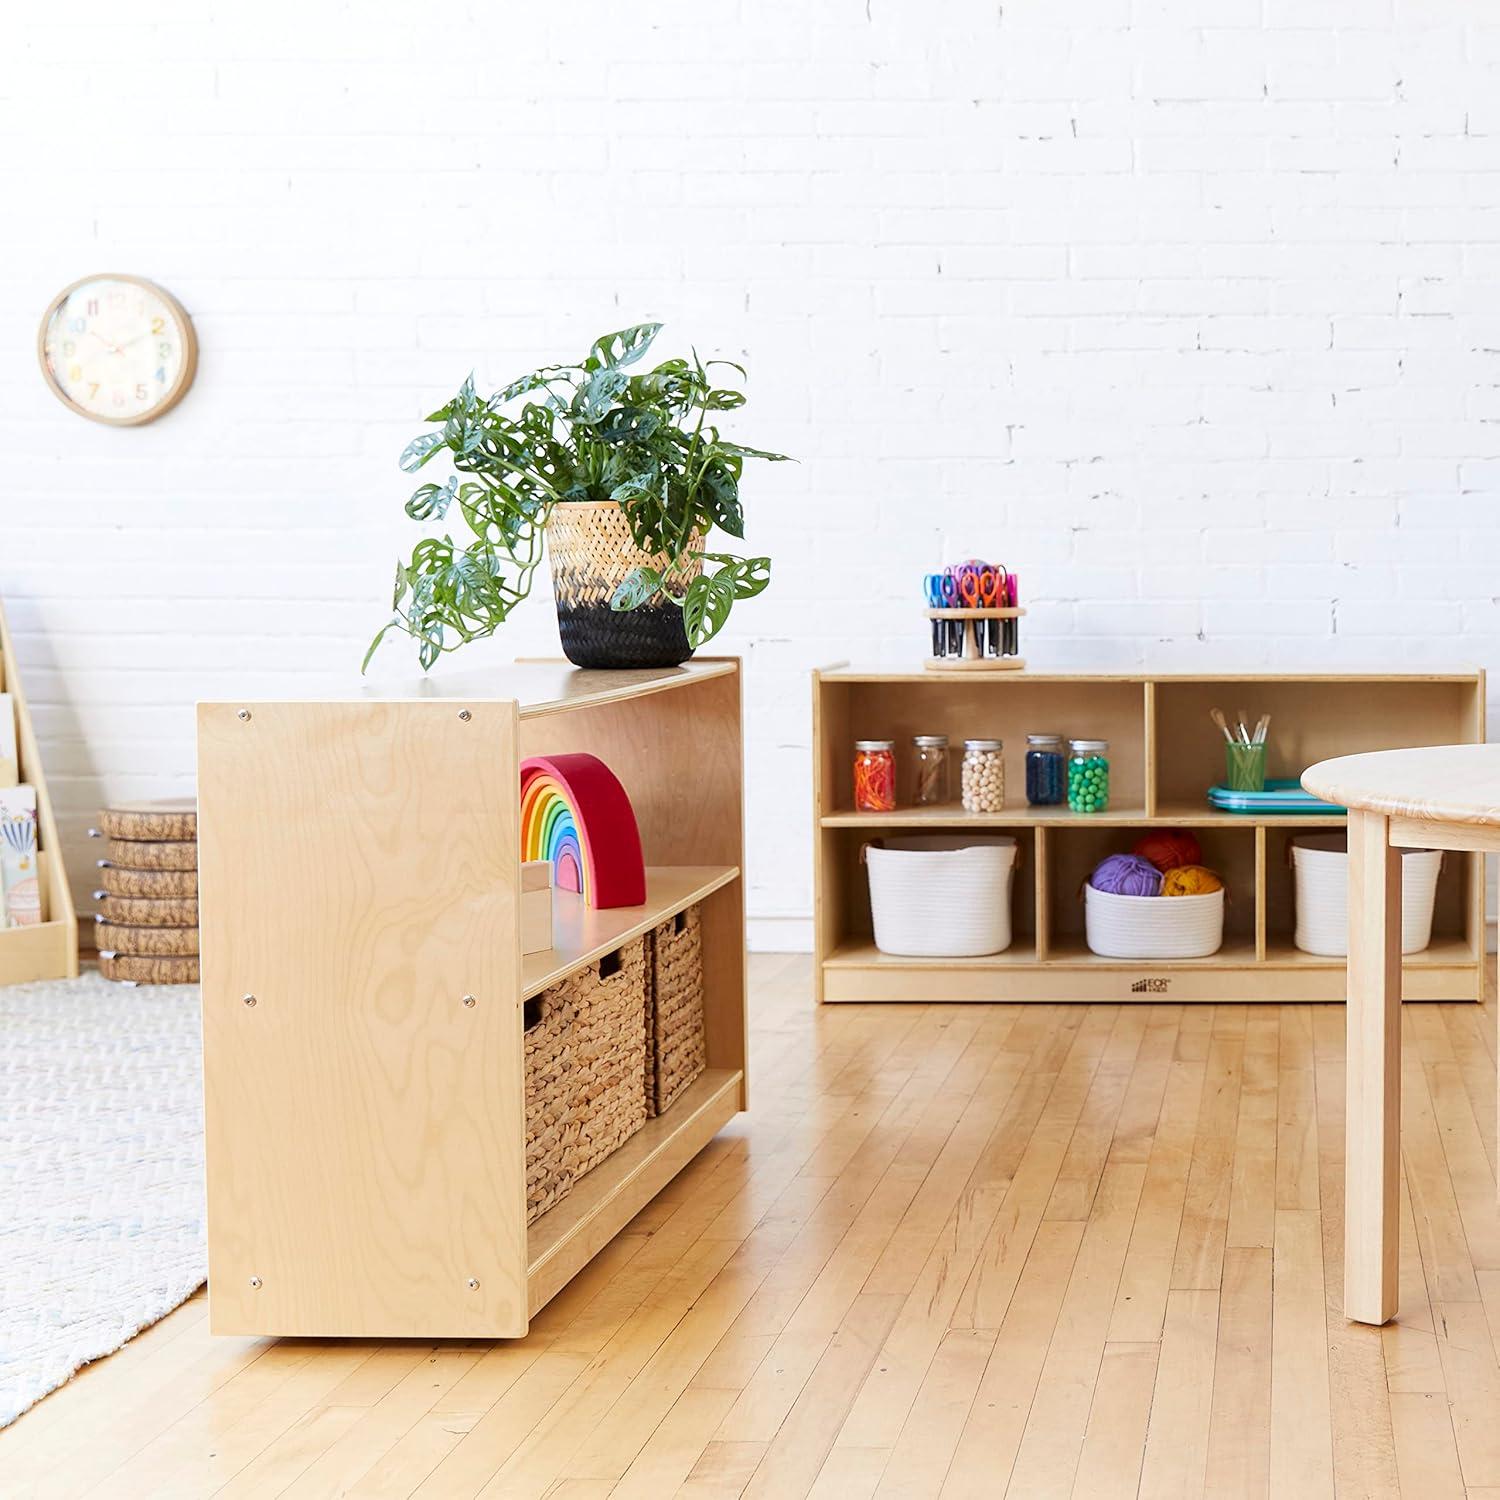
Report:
197,660,747,1338
0,600,77,984
813,666,1487,1004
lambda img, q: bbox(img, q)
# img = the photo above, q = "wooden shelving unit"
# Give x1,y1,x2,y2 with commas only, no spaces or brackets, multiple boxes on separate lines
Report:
198,658,746,1338
814,666,1486,1004
0,599,77,984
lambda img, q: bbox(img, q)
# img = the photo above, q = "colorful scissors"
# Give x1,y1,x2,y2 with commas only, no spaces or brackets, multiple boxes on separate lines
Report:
978,567,1003,651
923,574,947,655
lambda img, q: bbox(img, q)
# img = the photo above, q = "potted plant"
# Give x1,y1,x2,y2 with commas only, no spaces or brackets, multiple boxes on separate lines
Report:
365,323,791,671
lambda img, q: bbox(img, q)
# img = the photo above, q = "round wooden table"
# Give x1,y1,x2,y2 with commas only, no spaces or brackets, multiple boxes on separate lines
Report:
1303,745,1500,1325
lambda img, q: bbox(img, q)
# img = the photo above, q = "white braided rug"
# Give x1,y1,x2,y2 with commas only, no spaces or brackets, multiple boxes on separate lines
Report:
0,973,205,1428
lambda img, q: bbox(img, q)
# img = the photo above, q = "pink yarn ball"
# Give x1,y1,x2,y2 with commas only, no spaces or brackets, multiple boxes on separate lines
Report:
1090,853,1163,897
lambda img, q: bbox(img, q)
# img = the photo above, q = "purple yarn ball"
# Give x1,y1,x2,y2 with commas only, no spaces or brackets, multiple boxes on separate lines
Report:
1090,853,1163,897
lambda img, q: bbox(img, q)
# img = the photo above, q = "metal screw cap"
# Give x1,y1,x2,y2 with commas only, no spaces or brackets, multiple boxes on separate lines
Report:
467,1277,480,1290
458,709,472,722
249,1276,262,1289
237,708,252,721
462,994,476,1009
242,994,257,1008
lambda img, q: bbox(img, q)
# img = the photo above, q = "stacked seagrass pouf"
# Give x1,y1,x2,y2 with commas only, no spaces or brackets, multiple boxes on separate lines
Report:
90,797,199,984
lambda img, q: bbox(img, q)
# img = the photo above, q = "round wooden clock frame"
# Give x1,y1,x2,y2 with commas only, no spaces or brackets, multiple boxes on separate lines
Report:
36,272,199,427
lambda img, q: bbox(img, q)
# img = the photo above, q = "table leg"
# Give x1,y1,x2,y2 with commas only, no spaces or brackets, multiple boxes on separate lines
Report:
1345,808,1402,1325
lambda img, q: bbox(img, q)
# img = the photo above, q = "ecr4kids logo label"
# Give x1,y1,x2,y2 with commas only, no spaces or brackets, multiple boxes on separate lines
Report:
1131,977,1172,994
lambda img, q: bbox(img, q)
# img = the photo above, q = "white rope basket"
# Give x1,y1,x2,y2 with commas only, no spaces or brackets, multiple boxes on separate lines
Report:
1292,834,1441,957
1084,883,1224,959
864,837,1017,957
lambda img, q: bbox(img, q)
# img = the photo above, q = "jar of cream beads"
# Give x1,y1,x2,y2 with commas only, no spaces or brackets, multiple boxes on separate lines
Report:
1068,739,1110,813
961,739,1005,813
853,740,896,812
910,735,949,807
1025,734,1066,806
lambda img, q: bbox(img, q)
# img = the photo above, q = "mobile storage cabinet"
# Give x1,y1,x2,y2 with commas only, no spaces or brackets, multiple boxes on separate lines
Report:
198,660,747,1338
813,666,1486,1005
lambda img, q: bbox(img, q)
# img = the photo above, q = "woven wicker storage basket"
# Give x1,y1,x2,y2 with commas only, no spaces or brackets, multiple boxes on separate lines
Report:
647,904,707,1117
547,501,702,669
525,936,650,1224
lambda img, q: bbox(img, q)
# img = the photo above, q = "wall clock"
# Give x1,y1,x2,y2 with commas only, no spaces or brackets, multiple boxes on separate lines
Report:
37,273,198,426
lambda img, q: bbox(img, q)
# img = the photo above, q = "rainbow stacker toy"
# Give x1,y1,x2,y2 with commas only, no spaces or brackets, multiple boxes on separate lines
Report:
519,752,647,909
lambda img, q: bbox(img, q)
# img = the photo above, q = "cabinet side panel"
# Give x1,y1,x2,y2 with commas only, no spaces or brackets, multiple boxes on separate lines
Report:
198,700,525,1337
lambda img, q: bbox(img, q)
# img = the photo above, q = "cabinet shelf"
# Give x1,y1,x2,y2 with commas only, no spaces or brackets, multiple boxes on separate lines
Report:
820,803,1150,828
813,666,1486,1004
822,801,1351,829
1151,801,1347,828
1260,935,1477,970
524,866,739,997
526,1066,742,1314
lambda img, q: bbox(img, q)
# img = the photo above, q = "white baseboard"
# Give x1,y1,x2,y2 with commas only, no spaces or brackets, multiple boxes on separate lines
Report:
747,915,813,953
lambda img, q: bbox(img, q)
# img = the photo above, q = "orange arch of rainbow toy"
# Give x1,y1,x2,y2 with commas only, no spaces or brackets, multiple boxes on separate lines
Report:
519,752,646,910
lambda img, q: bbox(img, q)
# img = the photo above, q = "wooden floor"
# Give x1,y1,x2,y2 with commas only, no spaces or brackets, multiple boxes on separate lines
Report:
5,956,1500,1498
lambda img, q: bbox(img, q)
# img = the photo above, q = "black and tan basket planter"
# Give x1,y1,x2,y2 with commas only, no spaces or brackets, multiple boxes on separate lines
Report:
547,501,702,669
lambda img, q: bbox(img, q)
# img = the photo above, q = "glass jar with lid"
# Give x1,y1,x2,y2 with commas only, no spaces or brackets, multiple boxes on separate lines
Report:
1067,738,1110,813
910,735,949,807
853,740,897,812
1025,734,1066,806
960,739,1005,813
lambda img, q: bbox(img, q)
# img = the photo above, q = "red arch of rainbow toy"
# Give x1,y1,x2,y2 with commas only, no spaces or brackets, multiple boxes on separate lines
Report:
519,752,646,910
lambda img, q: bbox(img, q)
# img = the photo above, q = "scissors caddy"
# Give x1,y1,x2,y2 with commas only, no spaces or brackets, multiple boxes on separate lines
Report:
923,606,1026,672
923,560,1023,669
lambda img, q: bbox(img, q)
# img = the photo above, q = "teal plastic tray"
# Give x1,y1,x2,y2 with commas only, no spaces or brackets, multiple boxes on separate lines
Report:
1206,778,1346,815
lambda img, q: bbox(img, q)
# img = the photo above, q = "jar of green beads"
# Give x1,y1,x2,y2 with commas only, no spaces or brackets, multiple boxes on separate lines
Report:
1067,738,1110,813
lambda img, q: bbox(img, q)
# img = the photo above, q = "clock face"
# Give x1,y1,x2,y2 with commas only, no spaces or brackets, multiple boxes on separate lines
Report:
38,275,197,425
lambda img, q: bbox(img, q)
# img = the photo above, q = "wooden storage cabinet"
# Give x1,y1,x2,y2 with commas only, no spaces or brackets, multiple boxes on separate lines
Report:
814,667,1485,1004
198,660,746,1338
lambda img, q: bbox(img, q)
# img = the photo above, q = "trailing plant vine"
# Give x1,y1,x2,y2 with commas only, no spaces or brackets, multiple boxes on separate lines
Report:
365,323,791,671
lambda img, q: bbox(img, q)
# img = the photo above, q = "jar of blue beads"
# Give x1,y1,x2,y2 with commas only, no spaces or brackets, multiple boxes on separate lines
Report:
1025,734,1066,806
1067,738,1110,813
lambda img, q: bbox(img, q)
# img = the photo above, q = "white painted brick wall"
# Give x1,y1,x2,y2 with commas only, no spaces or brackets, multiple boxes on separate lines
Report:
4,0,1500,949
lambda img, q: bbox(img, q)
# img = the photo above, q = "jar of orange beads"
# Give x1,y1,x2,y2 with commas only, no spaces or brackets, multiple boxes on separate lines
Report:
853,740,897,812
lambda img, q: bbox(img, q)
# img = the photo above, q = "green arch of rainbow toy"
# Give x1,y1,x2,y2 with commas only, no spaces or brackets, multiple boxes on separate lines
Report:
519,752,646,910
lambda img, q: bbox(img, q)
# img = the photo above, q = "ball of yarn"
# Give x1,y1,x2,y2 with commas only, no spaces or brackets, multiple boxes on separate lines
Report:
1090,853,1163,897
1161,865,1223,897
1133,830,1202,873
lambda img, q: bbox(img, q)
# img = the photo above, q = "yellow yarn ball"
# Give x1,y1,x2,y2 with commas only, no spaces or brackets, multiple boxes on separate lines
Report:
1160,865,1223,897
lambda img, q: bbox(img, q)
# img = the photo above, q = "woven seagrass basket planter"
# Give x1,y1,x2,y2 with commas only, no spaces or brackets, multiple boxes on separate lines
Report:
646,904,707,1117
547,501,702,669
524,936,650,1224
